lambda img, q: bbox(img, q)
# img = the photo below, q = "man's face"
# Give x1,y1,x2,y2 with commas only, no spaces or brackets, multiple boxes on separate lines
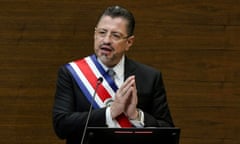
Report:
94,16,134,67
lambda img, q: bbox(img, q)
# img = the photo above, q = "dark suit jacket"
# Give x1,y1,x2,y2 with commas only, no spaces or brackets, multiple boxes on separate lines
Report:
53,55,174,144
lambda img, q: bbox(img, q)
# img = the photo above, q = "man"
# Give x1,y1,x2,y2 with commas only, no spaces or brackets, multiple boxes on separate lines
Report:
53,5,174,144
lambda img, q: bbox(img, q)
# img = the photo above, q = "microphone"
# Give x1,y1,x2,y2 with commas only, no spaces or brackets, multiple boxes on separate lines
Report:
80,77,103,144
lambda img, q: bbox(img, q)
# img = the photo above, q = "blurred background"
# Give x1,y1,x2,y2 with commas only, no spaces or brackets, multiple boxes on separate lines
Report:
0,0,239,144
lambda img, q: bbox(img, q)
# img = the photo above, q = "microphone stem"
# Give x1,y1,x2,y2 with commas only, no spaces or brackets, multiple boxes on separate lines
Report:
80,83,100,144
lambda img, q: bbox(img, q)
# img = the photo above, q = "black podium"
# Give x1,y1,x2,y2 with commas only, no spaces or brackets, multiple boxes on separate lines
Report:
84,127,180,144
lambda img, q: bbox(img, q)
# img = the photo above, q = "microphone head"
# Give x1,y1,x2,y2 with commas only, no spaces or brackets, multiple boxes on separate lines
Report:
97,77,103,84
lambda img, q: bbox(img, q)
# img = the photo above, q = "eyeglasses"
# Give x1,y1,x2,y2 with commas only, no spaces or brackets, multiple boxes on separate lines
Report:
95,28,129,42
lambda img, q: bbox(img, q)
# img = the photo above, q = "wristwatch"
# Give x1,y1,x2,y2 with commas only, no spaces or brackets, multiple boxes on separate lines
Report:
131,109,142,121
129,109,145,127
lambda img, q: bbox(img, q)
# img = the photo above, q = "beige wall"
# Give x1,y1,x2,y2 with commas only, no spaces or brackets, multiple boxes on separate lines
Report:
0,1,240,144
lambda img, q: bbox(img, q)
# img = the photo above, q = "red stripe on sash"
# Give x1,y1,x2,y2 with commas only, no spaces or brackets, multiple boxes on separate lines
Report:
75,59,111,102
116,114,132,127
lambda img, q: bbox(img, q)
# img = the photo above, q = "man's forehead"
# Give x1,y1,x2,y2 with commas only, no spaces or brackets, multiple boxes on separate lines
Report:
96,16,128,32
97,16,128,26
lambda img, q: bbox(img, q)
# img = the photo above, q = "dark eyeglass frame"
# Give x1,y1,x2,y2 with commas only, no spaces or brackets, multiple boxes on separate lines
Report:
95,28,129,42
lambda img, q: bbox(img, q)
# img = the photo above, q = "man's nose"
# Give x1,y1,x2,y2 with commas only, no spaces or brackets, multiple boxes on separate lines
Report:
102,33,112,43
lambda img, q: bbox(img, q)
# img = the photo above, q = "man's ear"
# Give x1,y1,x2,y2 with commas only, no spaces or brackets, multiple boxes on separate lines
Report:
125,35,135,51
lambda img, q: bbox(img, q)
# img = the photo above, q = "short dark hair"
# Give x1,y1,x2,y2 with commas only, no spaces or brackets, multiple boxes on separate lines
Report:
96,5,135,36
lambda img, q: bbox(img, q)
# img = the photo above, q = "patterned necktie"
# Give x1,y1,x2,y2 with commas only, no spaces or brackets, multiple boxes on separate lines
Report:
107,69,115,81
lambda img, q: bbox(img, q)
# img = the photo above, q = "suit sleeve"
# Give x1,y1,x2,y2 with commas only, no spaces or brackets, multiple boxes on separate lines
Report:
143,72,175,127
52,66,107,139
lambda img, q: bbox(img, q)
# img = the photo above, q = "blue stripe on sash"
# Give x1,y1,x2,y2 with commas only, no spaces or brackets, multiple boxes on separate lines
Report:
90,54,118,92
65,63,100,109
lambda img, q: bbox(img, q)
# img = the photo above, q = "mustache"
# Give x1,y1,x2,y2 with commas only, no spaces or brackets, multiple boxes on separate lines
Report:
100,43,114,50
100,42,111,46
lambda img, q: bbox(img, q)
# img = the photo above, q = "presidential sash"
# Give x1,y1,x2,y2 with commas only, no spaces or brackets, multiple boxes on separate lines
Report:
65,54,132,127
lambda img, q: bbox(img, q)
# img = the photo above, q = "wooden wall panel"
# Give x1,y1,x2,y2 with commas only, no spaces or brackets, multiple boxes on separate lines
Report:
0,0,240,144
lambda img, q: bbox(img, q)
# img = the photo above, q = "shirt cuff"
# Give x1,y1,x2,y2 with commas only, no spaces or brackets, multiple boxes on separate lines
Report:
105,107,121,128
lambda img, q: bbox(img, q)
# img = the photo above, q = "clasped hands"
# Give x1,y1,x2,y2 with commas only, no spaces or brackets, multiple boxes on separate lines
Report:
110,75,139,120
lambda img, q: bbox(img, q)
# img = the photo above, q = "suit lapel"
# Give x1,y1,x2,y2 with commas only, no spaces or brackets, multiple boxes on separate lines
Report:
124,57,137,80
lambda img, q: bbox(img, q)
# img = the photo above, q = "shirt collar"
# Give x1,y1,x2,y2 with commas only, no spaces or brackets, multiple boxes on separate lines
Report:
97,55,125,79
